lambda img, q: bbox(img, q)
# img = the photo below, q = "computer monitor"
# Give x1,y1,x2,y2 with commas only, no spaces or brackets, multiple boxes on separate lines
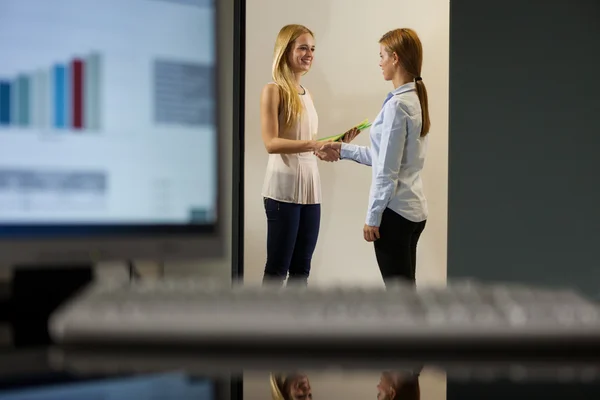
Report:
0,0,222,266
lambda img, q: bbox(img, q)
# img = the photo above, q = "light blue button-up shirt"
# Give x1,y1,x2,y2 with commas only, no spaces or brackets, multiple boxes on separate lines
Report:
340,82,428,227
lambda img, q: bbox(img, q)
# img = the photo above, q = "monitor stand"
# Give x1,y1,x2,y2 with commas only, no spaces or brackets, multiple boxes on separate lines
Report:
10,265,94,347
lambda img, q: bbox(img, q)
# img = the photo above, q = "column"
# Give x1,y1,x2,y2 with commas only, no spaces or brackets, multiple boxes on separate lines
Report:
30,73,37,127
33,69,49,129
12,78,19,126
0,81,10,125
71,59,84,130
53,64,66,129
17,74,30,127
84,52,101,131
64,64,71,129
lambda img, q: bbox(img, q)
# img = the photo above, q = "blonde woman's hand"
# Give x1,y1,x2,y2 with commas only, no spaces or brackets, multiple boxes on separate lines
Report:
315,146,340,162
320,141,342,152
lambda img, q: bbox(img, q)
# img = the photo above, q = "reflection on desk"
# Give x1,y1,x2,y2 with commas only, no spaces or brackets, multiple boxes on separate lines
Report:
268,370,422,400
3,348,600,399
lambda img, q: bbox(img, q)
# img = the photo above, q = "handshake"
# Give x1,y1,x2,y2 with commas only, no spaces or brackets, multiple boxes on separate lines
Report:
313,127,361,162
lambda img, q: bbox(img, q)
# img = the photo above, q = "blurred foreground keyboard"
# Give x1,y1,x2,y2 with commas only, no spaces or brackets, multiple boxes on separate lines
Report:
49,279,600,350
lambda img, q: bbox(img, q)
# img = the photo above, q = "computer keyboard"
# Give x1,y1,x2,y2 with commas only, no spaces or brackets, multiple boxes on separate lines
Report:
49,279,600,349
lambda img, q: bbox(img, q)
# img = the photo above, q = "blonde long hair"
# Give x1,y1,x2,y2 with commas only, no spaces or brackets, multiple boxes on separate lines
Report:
379,28,431,136
270,373,285,400
269,373,310,400
272,24,314,130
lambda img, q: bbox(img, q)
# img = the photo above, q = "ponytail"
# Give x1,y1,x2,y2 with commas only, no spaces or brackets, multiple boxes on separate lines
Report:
414,78,430,137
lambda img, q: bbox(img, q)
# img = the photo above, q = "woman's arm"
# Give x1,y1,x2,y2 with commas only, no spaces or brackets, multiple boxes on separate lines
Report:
318,141,372,165
261,84,319,154
365,100,408,227
340,143,372,166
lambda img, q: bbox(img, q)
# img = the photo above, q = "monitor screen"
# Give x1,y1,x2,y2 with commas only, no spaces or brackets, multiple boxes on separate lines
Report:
0,0,221,264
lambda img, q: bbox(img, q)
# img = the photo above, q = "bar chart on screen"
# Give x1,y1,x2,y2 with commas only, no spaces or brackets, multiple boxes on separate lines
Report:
0,52,102,133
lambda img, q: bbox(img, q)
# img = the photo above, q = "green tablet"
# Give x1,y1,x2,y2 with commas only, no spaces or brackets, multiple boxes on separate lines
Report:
317,119,372,142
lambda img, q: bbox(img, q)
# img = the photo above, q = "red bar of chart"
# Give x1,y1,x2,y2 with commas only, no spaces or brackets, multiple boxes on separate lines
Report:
72,59,84,130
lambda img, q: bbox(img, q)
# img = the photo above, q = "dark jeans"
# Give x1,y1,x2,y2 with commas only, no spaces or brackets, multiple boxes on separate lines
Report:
374,208,426,286
262,198,321,285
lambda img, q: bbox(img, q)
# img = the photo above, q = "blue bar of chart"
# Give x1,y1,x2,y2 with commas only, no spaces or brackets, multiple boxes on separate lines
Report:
53,65,66,128
0,52,102,132
0,82,10,125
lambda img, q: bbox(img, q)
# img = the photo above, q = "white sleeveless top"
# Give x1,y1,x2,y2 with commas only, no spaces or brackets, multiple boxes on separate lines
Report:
261,83,321,205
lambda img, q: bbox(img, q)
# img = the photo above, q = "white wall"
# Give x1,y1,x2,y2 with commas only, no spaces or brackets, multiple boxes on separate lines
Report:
244,0,449,288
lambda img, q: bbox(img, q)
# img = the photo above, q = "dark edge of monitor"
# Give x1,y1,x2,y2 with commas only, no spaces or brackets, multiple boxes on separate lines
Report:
447,0,456,281
232,0,245,284
214,0,225,266
0,225,216,238
231,0,245,398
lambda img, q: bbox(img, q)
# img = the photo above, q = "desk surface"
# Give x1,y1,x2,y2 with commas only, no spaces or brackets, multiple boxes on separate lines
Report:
1,347,600,399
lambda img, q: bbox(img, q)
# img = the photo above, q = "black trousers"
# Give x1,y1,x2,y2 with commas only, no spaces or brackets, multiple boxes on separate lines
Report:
374,208,426,286
262,198,321,285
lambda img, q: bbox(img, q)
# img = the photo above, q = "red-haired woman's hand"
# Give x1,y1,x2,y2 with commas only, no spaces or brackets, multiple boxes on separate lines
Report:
342,127,360,143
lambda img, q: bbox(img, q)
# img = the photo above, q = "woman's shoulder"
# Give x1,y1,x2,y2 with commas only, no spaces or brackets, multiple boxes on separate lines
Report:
263,82,280,91
261,82,281,100
388,92,419,115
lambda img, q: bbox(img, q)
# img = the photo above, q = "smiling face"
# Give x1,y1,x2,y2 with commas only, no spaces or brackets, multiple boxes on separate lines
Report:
379,43,397,81
287,32,315,74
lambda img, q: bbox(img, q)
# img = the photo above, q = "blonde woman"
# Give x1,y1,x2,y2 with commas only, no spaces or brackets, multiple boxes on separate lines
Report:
321,28,430,286
260,24,356,285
